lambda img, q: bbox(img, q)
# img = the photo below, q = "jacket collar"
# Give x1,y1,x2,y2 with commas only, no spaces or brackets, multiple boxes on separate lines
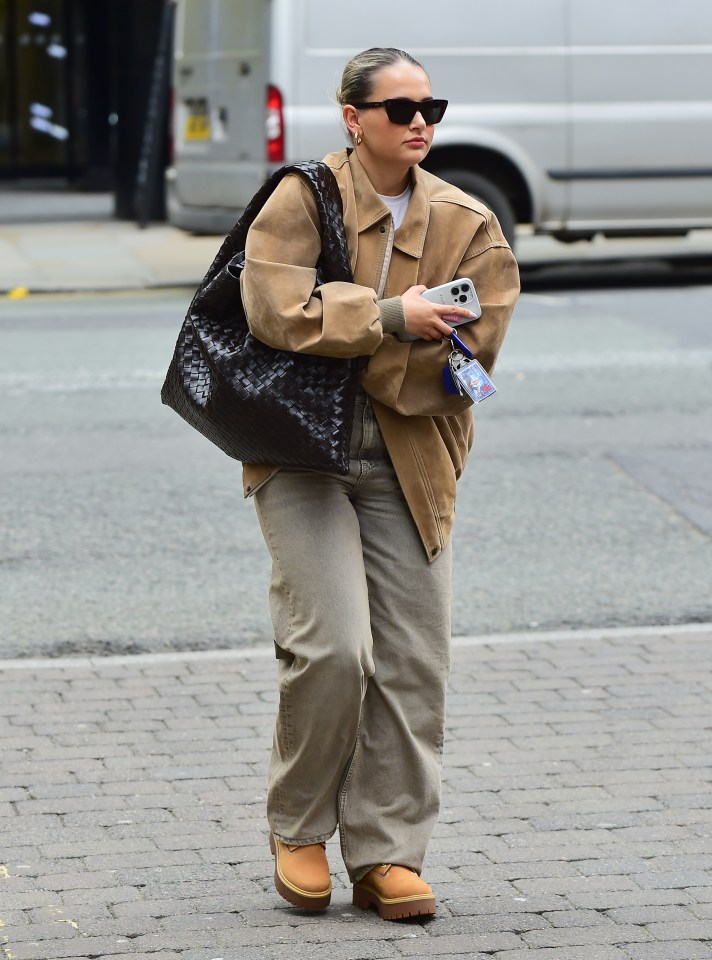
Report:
346,149,431,259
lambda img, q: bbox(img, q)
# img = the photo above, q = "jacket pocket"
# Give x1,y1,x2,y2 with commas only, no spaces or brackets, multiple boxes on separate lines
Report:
437,415,470,479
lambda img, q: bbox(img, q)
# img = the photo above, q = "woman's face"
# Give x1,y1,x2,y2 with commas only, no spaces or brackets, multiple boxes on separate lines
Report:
349,62,435,171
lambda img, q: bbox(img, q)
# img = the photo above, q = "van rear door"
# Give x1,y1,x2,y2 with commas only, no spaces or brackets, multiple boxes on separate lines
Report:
172,0,270,213
567,0,712,230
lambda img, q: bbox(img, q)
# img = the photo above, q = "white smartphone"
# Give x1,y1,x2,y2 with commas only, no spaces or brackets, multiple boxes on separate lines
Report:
396,279,482,342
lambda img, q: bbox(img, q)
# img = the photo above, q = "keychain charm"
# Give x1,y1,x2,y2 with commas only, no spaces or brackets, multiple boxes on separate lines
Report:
442,331,497,403
444,346,468,396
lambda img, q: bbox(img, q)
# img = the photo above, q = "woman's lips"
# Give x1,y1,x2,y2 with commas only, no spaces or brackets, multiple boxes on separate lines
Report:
405,138,427,146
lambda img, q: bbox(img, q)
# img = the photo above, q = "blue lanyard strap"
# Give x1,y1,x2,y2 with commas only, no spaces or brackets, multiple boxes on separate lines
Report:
442,329,475,396
446,329,474,359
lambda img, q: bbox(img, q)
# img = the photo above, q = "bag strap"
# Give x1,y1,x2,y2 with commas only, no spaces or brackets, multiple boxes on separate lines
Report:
197,161,352,293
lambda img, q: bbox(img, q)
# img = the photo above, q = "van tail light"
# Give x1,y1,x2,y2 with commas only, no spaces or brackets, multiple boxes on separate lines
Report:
266,84,284,162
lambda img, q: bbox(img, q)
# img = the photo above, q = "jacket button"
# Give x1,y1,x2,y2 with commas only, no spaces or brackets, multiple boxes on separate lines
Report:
431,546,439,556
246,486,252,493
380,225,386,233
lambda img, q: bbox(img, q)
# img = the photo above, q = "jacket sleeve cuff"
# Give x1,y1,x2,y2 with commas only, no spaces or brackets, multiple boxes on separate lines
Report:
378,296,406,335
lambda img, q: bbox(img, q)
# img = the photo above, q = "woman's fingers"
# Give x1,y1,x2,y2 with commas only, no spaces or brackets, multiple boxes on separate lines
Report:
400,285,478,340
414,317,456,340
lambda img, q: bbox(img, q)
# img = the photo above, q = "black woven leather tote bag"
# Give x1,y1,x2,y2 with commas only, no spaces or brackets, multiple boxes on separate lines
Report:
161,162,360,475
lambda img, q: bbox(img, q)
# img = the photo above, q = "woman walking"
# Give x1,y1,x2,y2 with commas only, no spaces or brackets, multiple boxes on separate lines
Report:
240,47,519,920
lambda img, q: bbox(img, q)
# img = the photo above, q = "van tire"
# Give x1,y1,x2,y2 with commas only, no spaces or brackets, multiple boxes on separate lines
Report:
436,169,516,248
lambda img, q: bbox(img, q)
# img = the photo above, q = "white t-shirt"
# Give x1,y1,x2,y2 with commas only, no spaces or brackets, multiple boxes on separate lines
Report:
377,184,413,229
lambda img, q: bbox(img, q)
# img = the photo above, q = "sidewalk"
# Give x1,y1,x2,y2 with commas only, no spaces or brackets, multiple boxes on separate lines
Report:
0,220,222,294
2,624,712,960
1,197,712,294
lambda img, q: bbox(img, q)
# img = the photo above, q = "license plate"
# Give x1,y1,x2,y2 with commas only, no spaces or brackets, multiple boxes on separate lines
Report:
184,101,211,141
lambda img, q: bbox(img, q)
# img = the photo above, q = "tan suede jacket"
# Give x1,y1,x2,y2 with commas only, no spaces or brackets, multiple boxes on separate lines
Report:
240,149,519,560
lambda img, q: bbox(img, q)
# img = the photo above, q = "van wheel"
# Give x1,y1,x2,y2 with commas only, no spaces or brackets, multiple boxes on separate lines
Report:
437,169,516,248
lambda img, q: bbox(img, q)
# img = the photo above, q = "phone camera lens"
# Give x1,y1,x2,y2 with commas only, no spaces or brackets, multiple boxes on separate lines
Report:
459,295,467,302
451,287,459,296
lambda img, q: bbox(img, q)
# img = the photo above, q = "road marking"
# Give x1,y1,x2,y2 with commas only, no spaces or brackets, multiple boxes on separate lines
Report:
497,347,712,372
518,292,576,305
0,370,165,393
1,346,710,395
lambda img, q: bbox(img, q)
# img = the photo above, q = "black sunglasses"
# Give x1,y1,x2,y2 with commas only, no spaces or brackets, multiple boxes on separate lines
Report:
352,97,448,125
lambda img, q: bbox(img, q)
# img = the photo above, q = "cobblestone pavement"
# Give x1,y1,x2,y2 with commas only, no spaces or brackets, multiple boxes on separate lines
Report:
2,625,712,960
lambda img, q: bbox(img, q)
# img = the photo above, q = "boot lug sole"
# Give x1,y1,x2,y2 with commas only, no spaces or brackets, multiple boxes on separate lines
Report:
352,882,436,920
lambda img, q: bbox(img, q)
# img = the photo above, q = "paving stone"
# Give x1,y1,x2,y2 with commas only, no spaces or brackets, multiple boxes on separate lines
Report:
390,931,523,954
108,954,183,960
513,876,640,896
184,943,400,960
110,897,198,918
642,919,712,940
3,936,139,958
542,909,617,927
456,860,581,882
521,923,653,947
424,912,551,935
622,942,712,960
0,923,81,943
605,904,698,924
635,869,712,889
445,894,572,916
23,905,115,924
492,947,631,960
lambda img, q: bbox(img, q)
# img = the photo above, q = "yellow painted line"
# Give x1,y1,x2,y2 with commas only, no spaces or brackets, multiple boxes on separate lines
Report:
0,867,9,880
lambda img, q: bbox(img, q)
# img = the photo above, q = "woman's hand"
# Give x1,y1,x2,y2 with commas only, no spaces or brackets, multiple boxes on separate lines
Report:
400,285,478,341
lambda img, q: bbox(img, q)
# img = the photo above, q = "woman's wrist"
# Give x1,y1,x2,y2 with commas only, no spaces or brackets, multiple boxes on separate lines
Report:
378,296,406,334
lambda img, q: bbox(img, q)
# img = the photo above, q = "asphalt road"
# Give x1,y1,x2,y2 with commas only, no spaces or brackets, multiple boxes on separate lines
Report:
1,271,711,658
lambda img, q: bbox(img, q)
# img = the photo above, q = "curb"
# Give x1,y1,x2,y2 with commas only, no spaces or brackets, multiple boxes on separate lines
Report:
1,621,710,671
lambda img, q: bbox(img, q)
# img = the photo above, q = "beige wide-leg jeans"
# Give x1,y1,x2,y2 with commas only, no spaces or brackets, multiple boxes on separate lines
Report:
254,394,452,882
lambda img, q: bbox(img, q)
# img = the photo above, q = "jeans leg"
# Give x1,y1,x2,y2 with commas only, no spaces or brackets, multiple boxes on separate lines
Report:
338,408,453,881
254,466,374,844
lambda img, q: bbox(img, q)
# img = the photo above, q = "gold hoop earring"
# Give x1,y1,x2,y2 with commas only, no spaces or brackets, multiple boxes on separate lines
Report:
355,134,362,146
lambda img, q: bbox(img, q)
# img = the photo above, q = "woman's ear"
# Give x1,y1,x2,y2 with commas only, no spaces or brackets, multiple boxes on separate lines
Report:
342,105,360,142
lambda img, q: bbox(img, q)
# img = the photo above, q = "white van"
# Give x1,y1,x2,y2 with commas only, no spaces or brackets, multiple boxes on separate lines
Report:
167,0,712,246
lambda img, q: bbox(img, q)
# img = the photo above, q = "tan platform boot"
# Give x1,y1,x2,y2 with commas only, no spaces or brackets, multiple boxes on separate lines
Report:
269,834,332,910
353,863,436,920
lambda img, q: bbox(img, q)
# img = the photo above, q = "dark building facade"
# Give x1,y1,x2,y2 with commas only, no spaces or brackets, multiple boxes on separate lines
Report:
0,0,171,218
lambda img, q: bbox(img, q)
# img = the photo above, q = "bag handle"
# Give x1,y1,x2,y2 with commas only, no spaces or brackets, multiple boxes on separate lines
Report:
198,161,352,294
